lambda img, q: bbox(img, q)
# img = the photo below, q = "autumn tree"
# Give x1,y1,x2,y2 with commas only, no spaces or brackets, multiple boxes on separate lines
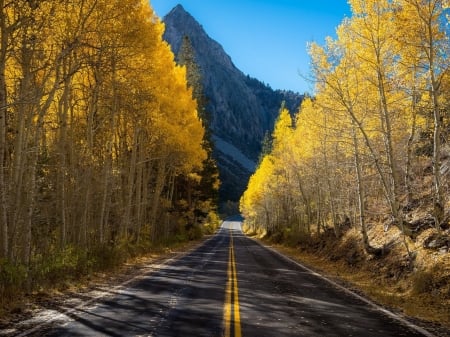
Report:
0,0,210,299
241,0,449,258
394,0,450,229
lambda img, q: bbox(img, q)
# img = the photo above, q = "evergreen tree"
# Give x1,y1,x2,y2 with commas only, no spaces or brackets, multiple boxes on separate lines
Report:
178,36,207,123
177,35,220,214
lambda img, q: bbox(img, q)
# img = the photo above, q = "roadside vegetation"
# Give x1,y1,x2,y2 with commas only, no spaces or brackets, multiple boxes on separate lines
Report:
243,223,450,329
241,0,450,328
0,0,220,317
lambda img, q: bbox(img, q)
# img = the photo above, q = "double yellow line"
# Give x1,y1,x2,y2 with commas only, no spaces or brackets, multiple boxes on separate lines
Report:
223,230,241,337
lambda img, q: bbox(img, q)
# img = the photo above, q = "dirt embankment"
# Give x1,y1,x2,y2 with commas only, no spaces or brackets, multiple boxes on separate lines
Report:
258,222,450,335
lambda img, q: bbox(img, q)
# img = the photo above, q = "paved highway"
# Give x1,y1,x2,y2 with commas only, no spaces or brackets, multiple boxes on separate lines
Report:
29,217,432,336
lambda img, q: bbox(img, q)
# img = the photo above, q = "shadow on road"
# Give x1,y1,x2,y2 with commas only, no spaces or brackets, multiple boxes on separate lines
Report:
21,223,436,337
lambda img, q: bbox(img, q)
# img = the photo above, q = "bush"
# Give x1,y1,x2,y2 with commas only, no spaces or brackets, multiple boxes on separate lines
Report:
88,245,126,271
412,269,435,295
270,230,284,244
0,260,27,303
202,211,221,234
187,224,203,240
285,228,311,247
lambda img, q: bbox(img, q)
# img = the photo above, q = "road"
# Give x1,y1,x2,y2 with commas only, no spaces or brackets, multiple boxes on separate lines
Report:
25,218,432,337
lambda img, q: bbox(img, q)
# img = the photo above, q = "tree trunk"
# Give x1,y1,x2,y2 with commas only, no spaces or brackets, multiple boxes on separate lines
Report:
0,0,9,258
150,156,167,242
377,68,403,229
428,36,444,231
57,59,71,250
404,68,419,204
123,129,139,239
99,145,112,245
352,123,382,256
322,121,338,237
295,172,311,235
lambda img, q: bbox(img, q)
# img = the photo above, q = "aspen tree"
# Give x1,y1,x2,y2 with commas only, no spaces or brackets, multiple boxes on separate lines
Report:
0,0,209,281
395,0,450,229
0,0,13,258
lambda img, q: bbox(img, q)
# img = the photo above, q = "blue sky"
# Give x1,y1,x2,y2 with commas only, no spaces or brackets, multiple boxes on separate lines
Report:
150,0,351,94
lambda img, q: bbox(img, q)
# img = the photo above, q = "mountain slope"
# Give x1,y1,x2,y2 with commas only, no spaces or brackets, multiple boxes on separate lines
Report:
163,5,302,202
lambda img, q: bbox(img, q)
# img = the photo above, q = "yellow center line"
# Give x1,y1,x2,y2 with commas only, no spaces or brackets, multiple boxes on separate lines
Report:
224,229,242,337
224,243,232,336
231,233,242,337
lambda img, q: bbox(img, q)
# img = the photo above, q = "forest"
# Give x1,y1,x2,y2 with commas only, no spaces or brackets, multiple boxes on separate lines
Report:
0,0,449,328
0,0,219,306
241,0,449,323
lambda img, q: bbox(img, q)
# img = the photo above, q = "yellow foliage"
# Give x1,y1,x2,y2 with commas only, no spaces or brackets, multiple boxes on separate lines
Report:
0,0,209,262
242,0,449,237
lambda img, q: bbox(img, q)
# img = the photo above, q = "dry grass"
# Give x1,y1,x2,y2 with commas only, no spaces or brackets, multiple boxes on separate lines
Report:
263,225,450,331
0,238,206,329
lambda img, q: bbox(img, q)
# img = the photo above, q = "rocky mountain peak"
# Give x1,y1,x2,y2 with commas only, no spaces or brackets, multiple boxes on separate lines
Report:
163,5,236,73
163,5,303,203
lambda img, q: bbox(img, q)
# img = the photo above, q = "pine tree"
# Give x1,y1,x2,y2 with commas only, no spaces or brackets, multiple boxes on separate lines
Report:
177,35,220,214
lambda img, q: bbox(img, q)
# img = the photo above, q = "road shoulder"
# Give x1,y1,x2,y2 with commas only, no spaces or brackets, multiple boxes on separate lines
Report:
248,236,450,337
0,237,211,337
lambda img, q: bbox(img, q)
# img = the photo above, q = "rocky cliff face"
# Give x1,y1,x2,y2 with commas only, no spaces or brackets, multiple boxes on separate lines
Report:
163,5,302,202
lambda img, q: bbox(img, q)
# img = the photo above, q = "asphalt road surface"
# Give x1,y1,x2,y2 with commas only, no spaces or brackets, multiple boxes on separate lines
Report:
27,217,433,337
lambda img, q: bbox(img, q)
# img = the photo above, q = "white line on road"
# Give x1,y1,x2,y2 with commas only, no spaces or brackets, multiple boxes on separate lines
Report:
248,236,437,337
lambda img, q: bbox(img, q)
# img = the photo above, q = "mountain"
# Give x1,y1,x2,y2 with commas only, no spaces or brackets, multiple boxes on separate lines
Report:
163,4,303,203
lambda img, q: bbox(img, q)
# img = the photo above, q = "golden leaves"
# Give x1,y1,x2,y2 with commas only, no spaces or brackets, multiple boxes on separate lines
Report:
240,0,449,235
